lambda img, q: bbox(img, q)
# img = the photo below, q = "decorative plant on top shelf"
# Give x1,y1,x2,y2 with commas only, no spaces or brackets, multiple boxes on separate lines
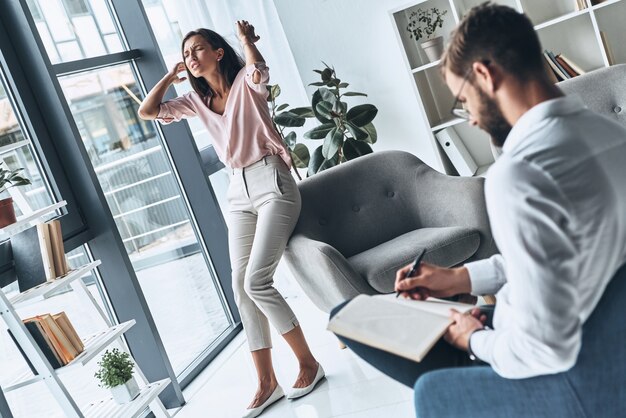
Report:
406,7,448,62
268,63,378,177
0,162,31,228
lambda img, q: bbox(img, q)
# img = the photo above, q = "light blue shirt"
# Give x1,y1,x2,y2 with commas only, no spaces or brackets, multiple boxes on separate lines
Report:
465,96,626,378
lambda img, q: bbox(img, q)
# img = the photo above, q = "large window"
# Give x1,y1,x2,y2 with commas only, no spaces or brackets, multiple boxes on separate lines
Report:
58,63,232,373
27,0,123,64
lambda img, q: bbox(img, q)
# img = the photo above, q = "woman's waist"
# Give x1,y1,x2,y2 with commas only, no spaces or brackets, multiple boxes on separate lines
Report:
231,154,287,174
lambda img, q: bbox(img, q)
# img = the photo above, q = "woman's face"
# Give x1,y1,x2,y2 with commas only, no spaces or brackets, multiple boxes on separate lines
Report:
183,35,222,78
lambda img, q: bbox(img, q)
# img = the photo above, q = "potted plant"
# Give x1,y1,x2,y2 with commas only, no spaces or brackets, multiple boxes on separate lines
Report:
268,63,378,177
95,348,139,404
406,7,448,62
0,162,31,228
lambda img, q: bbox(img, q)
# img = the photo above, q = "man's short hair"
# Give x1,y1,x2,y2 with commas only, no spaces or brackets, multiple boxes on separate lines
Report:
441,2,545,81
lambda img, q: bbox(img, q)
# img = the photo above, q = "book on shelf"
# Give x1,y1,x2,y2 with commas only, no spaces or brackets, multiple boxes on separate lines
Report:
47,219,69,277
559,54,586,75
545,50,570,80
53,312,84,353
434,127,478,176
575,0,588,11
8,312,84,374
21,319,65,369
600,31,616,66
12,224,53,292
327,294,474,362
555,55,578,78
12,221,69,292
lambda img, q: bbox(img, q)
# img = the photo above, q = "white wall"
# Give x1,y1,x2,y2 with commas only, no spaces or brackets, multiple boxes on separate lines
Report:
272,0,439,169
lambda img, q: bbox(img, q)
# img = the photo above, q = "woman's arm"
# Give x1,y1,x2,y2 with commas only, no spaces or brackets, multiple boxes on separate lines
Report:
138,62,187,120
237,21,265,82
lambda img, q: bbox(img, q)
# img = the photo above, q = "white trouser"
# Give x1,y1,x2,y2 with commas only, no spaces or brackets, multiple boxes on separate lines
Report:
227,155,301,351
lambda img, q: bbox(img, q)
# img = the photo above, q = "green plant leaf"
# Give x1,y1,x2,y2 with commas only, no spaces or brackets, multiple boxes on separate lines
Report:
338,82,349,88
307,145,339,176
276,103,289,112
311,90,332,123
315,101,334,121
269,84,281,100
346,104,378,127
290,107,315,117
346,122,368,141
362,122,378,144
284,131,297,149
343,138,373,160
304,122,335,139
274,111,306,127
319,88,337,105
342,91,368,97
322,127,343,159
291,143,310,168
309,81,326,87
321,67,333,82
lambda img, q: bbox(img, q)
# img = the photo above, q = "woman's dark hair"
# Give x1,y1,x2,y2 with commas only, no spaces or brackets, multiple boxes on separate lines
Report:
181,28,245,103
441,2,546,82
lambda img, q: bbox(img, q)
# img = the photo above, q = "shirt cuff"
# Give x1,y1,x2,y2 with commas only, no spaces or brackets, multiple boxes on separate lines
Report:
468,328,496,364
155,104,174,124
466,258,504,295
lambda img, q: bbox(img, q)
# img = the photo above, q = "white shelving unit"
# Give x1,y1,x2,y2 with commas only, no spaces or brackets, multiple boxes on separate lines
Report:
0,200,67,242
0,206,171,418
390,0,625,175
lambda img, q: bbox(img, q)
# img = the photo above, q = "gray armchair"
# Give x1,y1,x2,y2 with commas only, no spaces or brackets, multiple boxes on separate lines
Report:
558,64,626,128
284,150,497,312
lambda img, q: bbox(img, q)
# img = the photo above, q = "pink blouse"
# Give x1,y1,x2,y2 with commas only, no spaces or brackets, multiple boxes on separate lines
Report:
156,63,291,169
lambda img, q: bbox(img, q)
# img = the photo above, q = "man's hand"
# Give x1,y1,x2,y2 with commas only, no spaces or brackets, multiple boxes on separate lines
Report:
443,308,487,351
394,263,472,300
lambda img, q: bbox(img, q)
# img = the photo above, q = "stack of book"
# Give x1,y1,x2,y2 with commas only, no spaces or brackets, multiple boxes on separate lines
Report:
9,312,84,371
543,50,586,81
12,220,70,292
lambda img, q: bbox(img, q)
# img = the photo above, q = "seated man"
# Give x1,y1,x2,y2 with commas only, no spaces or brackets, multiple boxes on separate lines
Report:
332,3,626,417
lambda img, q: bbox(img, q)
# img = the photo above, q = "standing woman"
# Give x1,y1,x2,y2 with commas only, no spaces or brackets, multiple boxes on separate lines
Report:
138,21,324,417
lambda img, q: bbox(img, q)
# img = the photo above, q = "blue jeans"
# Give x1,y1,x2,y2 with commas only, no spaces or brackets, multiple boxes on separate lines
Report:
330,264,626,418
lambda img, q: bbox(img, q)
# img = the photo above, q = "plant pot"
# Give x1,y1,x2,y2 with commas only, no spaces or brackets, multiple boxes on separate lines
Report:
0,197,17,229
110,376,140,404
421,36,445,63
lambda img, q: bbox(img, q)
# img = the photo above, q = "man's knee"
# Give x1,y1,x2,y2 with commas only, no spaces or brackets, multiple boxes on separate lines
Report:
413,372,443,418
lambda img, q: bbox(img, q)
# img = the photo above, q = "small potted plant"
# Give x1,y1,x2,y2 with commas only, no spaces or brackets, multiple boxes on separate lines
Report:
406,7,448,63
95,348,139,404
0,162,31,228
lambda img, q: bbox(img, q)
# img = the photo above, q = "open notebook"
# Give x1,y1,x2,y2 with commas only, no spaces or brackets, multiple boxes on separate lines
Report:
327,294,474,362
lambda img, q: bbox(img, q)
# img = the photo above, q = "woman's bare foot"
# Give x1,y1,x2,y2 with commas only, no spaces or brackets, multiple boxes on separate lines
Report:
247,379,278,409
292,361,319,388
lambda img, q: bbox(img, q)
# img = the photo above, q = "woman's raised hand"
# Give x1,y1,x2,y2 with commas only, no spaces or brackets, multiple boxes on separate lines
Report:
168,62,187,84
236,20,260,45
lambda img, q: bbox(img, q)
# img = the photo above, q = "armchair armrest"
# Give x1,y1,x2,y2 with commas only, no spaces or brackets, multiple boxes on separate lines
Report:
283,234,377,312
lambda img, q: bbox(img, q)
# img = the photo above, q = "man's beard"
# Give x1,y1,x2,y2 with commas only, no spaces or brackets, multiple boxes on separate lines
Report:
476,88,512,148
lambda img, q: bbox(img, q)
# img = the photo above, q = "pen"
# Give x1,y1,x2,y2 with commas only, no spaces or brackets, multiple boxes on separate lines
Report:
395,248,426,298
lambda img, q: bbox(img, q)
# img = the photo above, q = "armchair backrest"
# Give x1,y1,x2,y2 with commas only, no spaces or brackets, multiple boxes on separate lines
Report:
293,151,495,260
558,64,626,129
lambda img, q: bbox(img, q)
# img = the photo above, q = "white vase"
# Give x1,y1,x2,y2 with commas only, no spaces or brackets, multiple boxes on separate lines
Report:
421,36,445,63
110,376,140,404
